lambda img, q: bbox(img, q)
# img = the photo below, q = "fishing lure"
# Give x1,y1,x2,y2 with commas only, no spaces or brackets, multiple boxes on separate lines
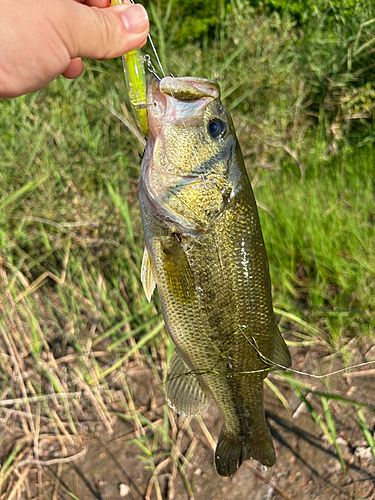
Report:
110,0,149,136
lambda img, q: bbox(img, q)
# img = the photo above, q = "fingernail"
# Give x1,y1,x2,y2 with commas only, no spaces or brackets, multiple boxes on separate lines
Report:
122,4,149,34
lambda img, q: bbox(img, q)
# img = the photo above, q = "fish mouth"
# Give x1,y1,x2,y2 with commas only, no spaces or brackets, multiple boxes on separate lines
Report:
158,76,220,101
147,76,220,136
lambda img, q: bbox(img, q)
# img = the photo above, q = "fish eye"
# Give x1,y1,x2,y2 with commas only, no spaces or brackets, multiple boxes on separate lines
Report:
208,118,227,139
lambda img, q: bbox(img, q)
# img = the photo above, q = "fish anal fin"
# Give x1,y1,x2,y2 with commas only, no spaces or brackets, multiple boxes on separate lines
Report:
271,327,292,370
161,234,195,306
141,247,156,303
165,350,211,416
215,429,276,477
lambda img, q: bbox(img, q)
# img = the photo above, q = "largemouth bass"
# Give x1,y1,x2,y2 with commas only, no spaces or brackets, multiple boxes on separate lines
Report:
139,75,291,476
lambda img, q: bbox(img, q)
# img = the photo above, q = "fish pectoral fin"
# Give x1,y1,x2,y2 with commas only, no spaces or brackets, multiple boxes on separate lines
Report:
161,234,195,306
215,429,276,477
270,327,292,370
141,246,156,303
165,350,211,416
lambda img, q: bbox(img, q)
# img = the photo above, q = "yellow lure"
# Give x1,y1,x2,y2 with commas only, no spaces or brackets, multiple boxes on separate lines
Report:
110,0,148,137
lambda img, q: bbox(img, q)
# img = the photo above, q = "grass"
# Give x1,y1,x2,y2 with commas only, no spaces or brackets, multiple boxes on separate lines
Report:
258,146,375,348
1,3,375,499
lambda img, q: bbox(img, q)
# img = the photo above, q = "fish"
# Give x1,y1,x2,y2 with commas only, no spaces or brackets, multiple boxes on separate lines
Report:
139,75,292,476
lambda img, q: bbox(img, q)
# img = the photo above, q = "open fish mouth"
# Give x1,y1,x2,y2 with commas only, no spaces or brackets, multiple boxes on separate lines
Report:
158,76,220,100
147,76,221,134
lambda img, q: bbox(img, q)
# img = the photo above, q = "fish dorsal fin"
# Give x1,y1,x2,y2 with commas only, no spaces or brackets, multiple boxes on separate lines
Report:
161,234,195,306
141,246,156,303
165,350,211,416
270,327,292,369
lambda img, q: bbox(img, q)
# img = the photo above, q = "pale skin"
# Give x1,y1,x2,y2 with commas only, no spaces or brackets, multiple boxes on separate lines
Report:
0,0,149,98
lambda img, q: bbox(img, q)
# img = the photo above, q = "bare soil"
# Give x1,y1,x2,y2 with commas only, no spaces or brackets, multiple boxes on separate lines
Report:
1,331,374,500
26,355,375,500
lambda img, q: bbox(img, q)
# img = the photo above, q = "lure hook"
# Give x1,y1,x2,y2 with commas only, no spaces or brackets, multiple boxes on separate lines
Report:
143,54,162,82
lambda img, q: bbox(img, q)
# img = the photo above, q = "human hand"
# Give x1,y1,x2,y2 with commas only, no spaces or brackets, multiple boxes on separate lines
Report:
0,0,149,98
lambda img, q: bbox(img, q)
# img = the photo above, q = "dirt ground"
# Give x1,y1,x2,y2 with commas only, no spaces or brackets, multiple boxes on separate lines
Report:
20,354,375,500
1,332,374,500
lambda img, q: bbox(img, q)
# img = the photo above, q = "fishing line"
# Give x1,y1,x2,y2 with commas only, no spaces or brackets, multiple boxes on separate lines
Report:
163,325,375,383
240,329,375,380
129,0,166,77
278,361,375,379
164,356,375,382
147,35,166,78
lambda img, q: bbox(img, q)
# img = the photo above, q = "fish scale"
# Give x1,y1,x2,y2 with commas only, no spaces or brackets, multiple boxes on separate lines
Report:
139,75,291,476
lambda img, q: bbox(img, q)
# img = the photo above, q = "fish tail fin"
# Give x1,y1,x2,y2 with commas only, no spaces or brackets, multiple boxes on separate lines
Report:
215,429,275,476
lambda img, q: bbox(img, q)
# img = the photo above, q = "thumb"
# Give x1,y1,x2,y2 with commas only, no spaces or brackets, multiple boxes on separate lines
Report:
62,2,149,60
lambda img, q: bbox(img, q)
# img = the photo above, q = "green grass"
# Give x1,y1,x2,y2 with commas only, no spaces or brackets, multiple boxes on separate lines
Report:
257,147,375,349
1,3,375,498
